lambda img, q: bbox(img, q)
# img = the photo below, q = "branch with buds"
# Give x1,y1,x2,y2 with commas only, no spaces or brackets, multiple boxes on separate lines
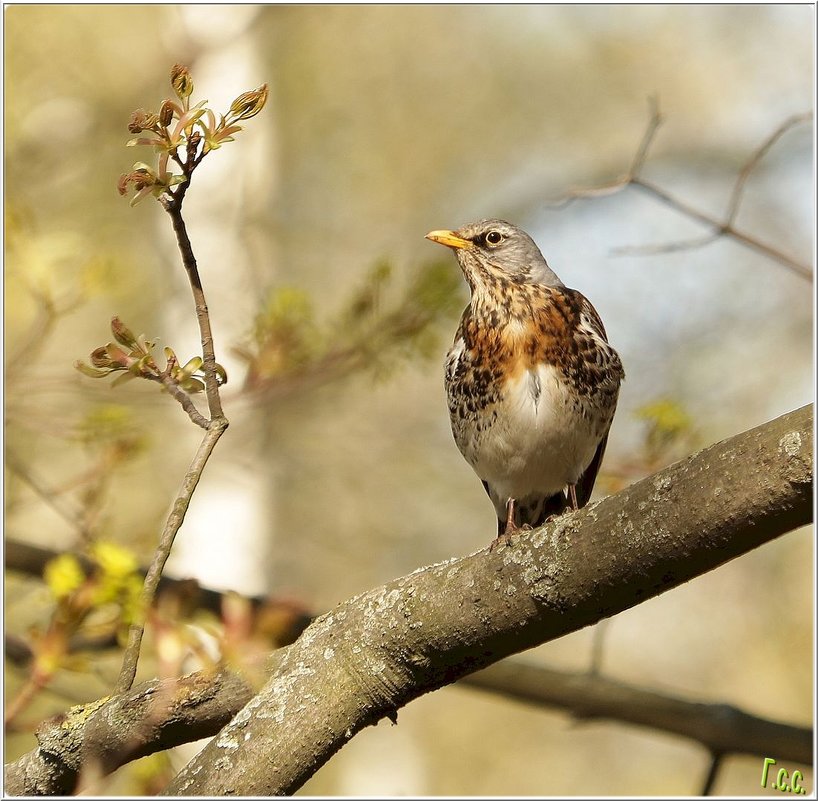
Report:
117,64,268,207
73,64,268,695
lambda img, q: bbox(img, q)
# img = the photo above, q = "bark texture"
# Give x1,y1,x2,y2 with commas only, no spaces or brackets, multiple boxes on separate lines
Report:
3,670,253,795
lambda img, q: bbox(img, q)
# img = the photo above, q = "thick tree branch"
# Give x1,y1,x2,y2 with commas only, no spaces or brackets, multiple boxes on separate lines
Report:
3,669,256,796
163,404,812,795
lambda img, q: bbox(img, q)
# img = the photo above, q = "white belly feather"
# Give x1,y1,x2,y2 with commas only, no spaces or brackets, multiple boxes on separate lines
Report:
461,363,602,502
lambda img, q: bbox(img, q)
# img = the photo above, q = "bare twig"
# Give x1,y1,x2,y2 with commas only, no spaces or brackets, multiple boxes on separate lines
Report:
701,752,724,795
4,673,48,728
5,286,83,380
612,230,721,258
162,189,225,421
629,94,664,177
724,112,813,226
5,452,93,541
545,100,665,210
552,102,813,280
142,373,210,429
115,418,227,692
624,176,813,279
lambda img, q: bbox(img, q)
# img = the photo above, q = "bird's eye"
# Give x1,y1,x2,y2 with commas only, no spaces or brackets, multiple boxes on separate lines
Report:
485,230,504,246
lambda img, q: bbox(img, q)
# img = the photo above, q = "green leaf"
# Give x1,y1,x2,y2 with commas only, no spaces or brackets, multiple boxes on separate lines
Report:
74,360,109,378
179,356,203,378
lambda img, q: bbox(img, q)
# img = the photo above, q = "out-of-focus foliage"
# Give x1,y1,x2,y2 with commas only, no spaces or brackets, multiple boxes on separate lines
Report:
635,397,695,464
237,258,462,392
6,542,143,728
75,404,145,454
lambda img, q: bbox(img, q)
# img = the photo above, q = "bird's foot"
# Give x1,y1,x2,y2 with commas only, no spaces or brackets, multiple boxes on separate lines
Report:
489,532,513,552
490,511,532,552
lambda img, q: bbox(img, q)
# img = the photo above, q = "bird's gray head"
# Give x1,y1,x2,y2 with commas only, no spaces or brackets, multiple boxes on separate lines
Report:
425,219,564,288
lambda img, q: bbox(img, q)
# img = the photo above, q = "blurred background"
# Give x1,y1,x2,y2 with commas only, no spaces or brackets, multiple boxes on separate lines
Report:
4,4,813,796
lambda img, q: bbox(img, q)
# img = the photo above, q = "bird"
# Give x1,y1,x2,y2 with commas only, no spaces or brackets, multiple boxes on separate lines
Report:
426,219,624,547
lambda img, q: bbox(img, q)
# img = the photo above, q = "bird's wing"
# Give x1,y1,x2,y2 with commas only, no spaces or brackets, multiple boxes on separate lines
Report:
571,291,621,508
575,429,610,508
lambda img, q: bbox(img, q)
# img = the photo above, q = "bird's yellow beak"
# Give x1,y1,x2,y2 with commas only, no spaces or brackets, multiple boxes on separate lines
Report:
425,230,472,250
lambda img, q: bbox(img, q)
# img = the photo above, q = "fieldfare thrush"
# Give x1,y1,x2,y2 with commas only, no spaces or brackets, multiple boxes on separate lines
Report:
426,219,624,546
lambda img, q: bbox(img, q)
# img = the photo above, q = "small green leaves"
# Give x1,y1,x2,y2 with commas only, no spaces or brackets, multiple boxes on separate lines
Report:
40,540,144,663
118,64,267,205
635,398,692,439
237,259,462,391
110,317,138,348
75,317,156,378
75,317,224,396
163,347,213,393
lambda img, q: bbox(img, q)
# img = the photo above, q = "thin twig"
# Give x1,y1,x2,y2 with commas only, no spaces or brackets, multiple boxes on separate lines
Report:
5,286,83,380
550,101,813,281
612,231,721,258
3,673,48,728
629,94,664,177
700,752,724,795
724,112,813,226
627,177,813,279
5,452,93,541
162,192,225,421
115,417,227,692
143,373,210,429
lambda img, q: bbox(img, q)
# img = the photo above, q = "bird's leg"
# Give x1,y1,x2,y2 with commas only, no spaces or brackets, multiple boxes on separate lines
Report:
568,484,579,511
490,498,519,551
504,497,519,535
